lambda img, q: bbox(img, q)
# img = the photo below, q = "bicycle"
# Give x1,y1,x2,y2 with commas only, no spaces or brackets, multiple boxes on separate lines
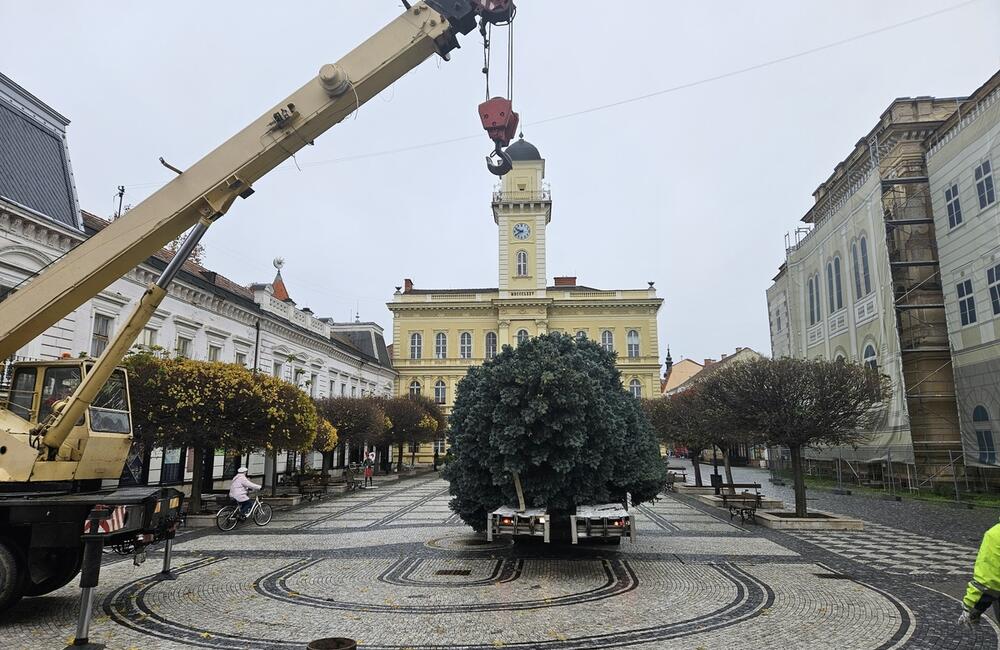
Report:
216,491,273,531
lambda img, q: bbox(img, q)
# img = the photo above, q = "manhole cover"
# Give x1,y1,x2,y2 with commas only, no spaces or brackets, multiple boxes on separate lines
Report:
436,569,472,576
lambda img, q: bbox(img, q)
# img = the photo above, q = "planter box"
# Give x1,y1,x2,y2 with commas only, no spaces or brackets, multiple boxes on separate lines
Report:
184,514,219,529
674,484,715,495
262,495,301,507
696,494,784,510
755,510,863,531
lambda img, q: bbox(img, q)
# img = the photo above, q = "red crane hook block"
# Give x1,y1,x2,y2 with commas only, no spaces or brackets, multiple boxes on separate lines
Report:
479,97,519,147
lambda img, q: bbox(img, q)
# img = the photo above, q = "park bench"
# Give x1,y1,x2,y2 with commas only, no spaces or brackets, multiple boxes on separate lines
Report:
717,482,762,523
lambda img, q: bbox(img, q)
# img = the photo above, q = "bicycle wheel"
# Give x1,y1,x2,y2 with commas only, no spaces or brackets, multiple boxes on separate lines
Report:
216,506,239,531
253,502,273,526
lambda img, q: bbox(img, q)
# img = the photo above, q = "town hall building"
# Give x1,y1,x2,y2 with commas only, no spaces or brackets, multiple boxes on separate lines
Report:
387,137,664,461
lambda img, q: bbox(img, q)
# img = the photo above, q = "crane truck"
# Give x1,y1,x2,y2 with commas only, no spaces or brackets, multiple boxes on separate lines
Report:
0,0,519,631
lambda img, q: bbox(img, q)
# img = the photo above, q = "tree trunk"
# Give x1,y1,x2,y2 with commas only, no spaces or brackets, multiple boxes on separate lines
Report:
410,444,416,467
722,446,735,495
397,442,405,472
692,451,703,487
789,443,807,517
189,446,204,514
270,449,278,497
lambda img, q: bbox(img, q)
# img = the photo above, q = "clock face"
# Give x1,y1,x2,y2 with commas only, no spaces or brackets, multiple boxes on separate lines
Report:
513,223,531,240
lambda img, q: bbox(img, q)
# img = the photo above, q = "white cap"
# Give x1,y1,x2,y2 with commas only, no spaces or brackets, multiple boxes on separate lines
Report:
237,466,248,473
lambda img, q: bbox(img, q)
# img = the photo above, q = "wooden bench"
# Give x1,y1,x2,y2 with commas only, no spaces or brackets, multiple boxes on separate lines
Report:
717,482,762,523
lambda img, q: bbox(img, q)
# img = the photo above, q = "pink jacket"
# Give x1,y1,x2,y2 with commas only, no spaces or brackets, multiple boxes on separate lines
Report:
228,474,261,502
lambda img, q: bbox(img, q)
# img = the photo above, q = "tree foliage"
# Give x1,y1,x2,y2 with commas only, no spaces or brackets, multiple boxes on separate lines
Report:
443,332,667,531
315,396,387,448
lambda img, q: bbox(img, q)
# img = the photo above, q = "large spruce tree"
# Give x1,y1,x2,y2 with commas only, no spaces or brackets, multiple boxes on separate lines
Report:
443,332,667,531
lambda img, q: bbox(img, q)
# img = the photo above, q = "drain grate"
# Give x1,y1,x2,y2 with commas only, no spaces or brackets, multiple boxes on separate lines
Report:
436,569,472,576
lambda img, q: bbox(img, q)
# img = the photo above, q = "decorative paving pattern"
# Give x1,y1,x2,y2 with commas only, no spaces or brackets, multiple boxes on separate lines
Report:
789,522,978,575
0,474,992,649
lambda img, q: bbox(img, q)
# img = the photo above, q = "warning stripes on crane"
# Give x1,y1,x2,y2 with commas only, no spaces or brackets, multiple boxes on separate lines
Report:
82,505,129,534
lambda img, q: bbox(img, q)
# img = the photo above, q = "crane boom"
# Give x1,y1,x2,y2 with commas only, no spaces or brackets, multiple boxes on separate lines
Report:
0,1,484,361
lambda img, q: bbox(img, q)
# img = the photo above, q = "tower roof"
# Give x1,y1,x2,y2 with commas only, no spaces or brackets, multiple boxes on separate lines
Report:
271,270,290,302
505,135,541,161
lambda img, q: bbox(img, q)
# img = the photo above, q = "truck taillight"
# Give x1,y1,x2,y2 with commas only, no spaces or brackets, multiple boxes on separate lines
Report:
500,517,514,525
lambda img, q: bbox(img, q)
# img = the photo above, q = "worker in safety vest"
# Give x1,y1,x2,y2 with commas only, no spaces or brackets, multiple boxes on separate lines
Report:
960,520,1000,628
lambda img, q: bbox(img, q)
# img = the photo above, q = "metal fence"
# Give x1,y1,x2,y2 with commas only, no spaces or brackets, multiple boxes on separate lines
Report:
766,444,1000,503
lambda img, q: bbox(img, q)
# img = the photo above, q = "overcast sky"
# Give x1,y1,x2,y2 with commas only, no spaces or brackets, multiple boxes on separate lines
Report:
4,1,999,365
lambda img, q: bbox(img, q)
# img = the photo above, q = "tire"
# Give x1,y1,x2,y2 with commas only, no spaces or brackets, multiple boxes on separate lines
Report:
253,503,273,526
23,548,82,597
0,538,26,612
216,506,239,532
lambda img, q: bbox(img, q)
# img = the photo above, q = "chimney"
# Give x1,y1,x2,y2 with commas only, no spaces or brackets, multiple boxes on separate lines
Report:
704,358,716,366
404,278,413,293
554,276,577,287
720,353,728,360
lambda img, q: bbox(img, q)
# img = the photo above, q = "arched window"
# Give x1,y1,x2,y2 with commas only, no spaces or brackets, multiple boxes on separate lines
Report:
460,332,472,359
434,380,447,405
516,329,529,345
627,330,640,358
860,236,872,295
974,406,995,464
863,344,878,371
629,378,642,398
516,250,528,277
575,330,587,341
410,332,422,359
435,332,447,359
601,330,614,352
808,276,816,325
851,241,863,299
833,257,843,310
409,380,421,396
485,332,498,359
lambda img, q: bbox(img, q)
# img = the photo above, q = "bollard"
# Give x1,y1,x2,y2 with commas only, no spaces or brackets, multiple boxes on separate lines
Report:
157,537,178,581
950,450,961,503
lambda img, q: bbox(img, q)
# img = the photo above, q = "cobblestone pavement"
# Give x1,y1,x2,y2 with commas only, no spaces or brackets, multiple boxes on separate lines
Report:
1,473,998,649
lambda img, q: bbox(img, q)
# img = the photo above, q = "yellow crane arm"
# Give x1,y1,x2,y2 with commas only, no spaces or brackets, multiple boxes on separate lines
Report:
0,1,490,361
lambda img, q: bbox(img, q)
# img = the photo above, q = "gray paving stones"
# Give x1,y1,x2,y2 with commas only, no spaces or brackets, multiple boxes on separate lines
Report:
0,473,994,649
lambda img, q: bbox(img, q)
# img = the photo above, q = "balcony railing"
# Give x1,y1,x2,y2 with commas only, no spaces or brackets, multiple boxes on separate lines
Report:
492,189,551,203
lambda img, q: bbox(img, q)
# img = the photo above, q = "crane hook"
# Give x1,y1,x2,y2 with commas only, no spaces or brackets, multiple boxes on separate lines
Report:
486,142,513,176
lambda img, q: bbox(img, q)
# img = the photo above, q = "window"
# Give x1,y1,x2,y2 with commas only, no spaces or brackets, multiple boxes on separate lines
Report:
516,250,528,277
974,406,996,465
89,368,130,433
409,442,421,454
208,344,222,362
409,380,421,396
435,332,447,359
434,380,446,405
137,327,157,349
860,236,872,295
851,241,863,298
235,351,247,366
272,361,283,378
808,274,821,325
975,159,996,209
945,183,963,228
988,264,1000,316
340,383,347,396
433,438,447,455
460,332,472,359
39,366,82,422
776,314,782,332
351,386,356,397
832,257,843,310
863,344,878,371
310,373,318,397
485,332,498,359
516,329,529,345
91,313,113,357
410,332,422,359
601,330,614,353
575,330,587,341
958,279,977,326
627,330,640,358
176,335,192,359
629,378,642,398
330,379,337,396
8,367,36,420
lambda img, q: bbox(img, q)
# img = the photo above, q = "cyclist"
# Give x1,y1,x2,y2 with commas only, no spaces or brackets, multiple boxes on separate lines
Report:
228,466,261,520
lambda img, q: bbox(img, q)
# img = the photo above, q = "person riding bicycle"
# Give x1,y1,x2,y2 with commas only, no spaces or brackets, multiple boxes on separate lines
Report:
228,466,261,520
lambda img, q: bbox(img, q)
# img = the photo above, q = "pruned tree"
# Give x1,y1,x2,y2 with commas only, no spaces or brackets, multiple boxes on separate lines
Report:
704,357,889,516
643,391,715,487
443,332,667,531
315,396,387,467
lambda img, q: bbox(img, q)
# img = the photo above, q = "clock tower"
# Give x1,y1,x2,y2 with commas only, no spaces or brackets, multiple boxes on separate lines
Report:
492,136,551,297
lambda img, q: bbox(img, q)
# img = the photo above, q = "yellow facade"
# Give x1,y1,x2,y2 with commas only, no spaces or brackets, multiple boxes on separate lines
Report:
387,138,663,463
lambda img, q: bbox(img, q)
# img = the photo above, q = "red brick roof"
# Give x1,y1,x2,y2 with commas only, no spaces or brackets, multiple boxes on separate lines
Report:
271,270,290,302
